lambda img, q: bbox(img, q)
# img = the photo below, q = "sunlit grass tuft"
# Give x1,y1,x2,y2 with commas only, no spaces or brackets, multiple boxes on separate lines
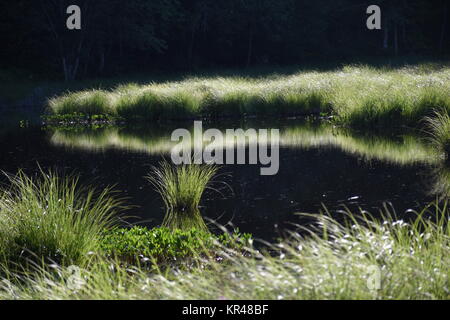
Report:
146,162,218,231
425,109,450,158
48,90,113,116
0,170,124,267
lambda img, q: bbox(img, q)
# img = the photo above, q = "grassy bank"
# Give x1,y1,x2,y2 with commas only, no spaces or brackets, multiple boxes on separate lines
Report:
0,202,448,300
0,169,448,300
47,64,450,128
0,169,250,270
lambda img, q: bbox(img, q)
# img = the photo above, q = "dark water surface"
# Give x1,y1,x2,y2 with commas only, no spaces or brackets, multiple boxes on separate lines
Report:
0,115,447,241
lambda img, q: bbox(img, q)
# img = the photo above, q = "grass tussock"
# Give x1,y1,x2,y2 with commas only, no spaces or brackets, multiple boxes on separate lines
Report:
48,65,450,128
146,162,218,232
0,202,448,300
48,90,113,116
425,109,450,158
0,170,123,267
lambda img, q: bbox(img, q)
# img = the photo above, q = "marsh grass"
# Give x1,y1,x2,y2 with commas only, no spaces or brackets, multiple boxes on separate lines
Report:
48,65,450,128
425,109,450,158
146,162,218,232
1,202,448,300
0,170,124,267
48,90,113,116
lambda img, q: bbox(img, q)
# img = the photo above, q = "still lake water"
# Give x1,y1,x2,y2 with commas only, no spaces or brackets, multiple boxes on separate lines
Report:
1,114,448,241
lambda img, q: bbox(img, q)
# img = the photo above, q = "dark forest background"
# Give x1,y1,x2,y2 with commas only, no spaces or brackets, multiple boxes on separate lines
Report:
1,0,449,80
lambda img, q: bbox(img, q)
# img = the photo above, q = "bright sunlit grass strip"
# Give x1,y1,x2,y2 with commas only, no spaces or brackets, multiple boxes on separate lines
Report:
48,65,450,127
1,202,448,300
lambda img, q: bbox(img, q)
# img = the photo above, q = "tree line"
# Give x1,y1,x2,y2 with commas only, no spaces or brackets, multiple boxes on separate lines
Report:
1,0,448,80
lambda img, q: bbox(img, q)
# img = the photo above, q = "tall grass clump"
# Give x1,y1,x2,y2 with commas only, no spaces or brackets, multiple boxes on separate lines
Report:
1,202,448,300
0,170,123,267
425,109,450,158
48,90,113,116
146,162,218,232
115,89,202,121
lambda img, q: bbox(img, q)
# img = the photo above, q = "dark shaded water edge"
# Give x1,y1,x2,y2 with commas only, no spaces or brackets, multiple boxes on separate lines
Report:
1,114,448,241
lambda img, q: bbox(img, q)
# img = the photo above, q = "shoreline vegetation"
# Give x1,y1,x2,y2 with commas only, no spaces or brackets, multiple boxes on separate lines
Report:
47,64,450,127
0,167,449,300
45,64,450,156
1,63,449,299
2,0,449,301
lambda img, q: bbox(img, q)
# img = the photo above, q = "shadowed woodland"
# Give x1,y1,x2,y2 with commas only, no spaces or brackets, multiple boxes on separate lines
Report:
1,0,448,80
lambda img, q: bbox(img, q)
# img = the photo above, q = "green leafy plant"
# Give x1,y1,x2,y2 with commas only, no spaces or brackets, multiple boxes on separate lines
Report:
1,202,448,300
100,226,252,266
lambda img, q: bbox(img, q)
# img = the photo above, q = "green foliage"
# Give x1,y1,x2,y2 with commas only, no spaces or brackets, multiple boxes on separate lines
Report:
48,90,113,116
146,162,218,232
100,226,252,266
0,170,123,267
48,65,450,129
1,202,448,300
115,89,202,121
425,109,450,158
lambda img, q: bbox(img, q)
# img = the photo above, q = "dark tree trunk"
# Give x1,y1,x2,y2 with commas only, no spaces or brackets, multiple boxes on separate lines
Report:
62,57,79,81
99,50,105,74
246,25,253,68
394,23,399,55
188,20,198,69
383,25,389,49
440,1,448,53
